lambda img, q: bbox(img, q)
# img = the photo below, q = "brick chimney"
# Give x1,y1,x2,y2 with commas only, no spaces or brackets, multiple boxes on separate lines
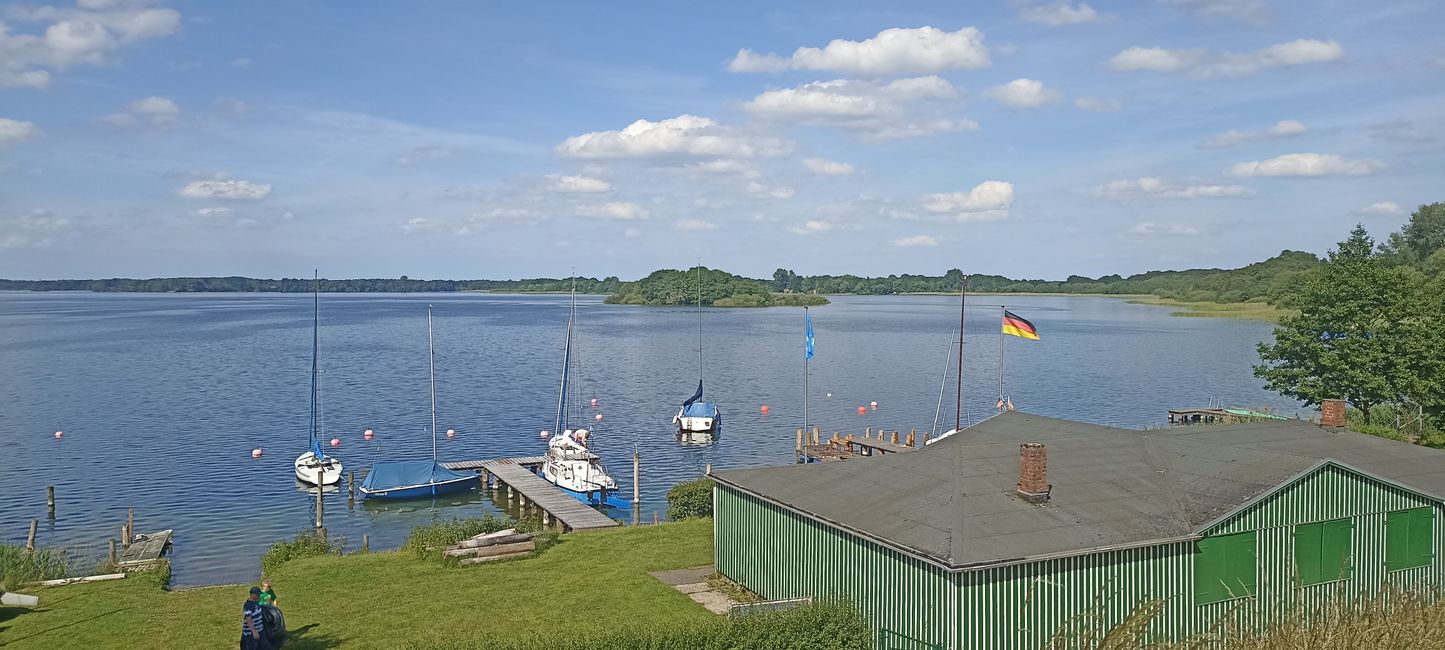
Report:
1320,399,1346,428
1017,443,1050,504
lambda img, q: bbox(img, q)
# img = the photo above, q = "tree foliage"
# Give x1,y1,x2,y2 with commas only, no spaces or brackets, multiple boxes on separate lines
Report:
603,266,827,308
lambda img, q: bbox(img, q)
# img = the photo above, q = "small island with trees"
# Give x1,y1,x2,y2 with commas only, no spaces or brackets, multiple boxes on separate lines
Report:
602,267,828,307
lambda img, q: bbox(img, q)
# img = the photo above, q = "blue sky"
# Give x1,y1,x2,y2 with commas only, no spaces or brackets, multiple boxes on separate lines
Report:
1,0,1441,280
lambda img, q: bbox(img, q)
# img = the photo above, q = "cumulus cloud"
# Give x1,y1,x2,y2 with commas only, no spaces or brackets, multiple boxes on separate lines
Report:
192,207,234,217
1368,120,1435,144
1094,177,1252,199
682,159,755,176
178,178,273,200
1109,39,1342,78
983,78,1062,108
788,219,835,235
576,202,647,220
0,1,181,89
101,96,180,126
1227,153,1383,177
549,174,613,193
746,180,794,199
802,158,855,176
922,180,1014,221
892,234,939,247
1200,120,1306,148
728,26,990,75
744,77,974,140
1074,96,1122,112
675,219,717,231
1131,222,1202,236
0,118,39,145
557,115,791,159
1362,201,1403,215
1016,1,1100,25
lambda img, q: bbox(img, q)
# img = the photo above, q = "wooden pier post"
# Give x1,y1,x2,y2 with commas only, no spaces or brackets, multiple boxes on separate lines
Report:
507,483,515,503
923,432,930,445
347,471,356,503
891,431,899,445
481,469,490,490
120,523,130,550
126,508,134,546
315,481,324,533
108,538,117,565
653,511,659,525
362,534,369,553
542,510,551,527
705,463,712,475
26,519,37,553
632,450,641,526
47,485,55,517
907,430,916,447
812,427,820,446
795,428,803,463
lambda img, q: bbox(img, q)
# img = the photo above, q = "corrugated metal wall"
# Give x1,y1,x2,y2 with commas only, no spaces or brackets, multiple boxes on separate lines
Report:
714,463,1444,649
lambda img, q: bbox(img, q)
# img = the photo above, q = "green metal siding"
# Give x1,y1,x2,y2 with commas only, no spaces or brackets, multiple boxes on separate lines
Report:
714,463,1445,649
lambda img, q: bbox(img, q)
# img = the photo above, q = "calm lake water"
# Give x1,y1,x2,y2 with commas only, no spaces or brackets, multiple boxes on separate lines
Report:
0,292,1299,585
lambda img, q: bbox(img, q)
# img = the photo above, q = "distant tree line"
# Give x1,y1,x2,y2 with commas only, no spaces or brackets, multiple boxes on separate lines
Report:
602,267,828,307
0,276,625,294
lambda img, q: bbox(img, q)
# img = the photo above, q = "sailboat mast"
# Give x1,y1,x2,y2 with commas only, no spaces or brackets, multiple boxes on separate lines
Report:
803,306,810,435
555,277,575,435
310,270,320,456
955,276,969,433
697,265,703,385
428,305,437,462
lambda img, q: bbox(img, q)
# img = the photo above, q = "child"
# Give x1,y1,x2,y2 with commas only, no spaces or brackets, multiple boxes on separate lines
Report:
258,581,277,607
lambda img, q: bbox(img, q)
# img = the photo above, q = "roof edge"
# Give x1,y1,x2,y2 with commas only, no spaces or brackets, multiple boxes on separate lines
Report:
1195,459,1445,534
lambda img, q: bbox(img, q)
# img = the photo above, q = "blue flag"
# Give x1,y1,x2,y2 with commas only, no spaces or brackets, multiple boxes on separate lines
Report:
805,311,815,360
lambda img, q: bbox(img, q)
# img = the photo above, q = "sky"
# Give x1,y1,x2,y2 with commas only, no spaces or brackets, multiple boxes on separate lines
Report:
1,0,1442,281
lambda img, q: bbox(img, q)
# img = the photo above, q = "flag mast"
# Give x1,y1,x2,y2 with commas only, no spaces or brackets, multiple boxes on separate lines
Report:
955,275,969,433
998,304,1005,412
803,306,810,435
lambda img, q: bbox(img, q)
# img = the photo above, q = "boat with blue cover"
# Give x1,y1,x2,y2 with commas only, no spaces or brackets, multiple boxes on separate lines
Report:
359,305,478,500
673,266,720,436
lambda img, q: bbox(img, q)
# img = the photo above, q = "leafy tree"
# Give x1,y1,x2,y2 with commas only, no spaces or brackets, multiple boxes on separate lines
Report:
1382,202,1445,265
1254,226,1425,418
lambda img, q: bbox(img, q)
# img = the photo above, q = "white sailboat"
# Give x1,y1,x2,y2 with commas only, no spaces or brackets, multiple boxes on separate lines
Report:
541,280,620,505
295,272,342,485
673,266,720,436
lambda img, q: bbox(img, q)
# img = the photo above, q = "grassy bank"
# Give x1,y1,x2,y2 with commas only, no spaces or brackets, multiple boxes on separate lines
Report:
1125,296,1292,322
0,519,715,649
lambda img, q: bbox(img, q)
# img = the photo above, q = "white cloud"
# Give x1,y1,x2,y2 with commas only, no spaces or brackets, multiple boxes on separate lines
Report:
1094,176,1252,199
789,219,835,235
802,158,855,176
576,201,647,220
892,235,939,247
728,26,990,75
394,146,457,165
178,179,273,200
549,174,613,193
1227,153,1383,177
193,207,234,217
1017,2,1100,25
0,118,39,144
1164,0,1270,25
922,180,1014,221
682,159,756,176
0,1,181,89
557,115,791,159
1368,120,1435,144
1131,222,1202,236
1109,39,1342,78
746,180,794,199
0,208,80,248
744,77,973,140
101,95,180,126
1200,119,1306,148
1363,201,1403,215
983,78,1062,108
1074,96,1121,112
675,219,717,231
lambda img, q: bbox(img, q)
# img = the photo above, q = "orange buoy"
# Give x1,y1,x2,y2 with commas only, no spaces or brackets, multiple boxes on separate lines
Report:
590,398,598,407
363,428,374,440
330,438,340,447
594,413,603,421
760,405,770,414
251,448,263,458
446,428,456,438
53,430,63,439
540,430,551,439
857,406,867,415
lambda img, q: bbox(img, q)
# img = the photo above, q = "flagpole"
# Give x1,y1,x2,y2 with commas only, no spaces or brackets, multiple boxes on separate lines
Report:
998,305,1005,412
955,276,969,433
803,306,810,435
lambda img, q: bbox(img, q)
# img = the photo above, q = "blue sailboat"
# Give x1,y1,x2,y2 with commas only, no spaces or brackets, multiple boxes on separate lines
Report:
673,266,720,436
359,306,477,499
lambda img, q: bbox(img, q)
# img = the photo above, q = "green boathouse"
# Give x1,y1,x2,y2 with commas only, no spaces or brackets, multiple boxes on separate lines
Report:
711,411,1445,649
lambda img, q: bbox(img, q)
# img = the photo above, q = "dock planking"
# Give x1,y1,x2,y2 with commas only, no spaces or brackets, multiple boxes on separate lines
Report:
440,455,548,471
117,529,172,569
469,461,618,531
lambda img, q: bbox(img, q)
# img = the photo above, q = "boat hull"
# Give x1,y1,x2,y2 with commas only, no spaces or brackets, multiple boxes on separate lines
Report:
674,414,720,434
357,474,477,499
294,451,343,485
545,477,632,509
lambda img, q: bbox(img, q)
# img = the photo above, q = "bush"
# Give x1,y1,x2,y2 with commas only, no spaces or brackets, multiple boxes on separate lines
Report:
0,544,69,590
261,531,342,576
666,478,712,521
404,515,514,559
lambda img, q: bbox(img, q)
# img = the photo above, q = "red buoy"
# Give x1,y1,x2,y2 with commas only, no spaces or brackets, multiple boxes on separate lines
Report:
590,398,598,407
857,406,867,415
330,438,340,447
363,428,374,440
760,405,770,414
54,430,63,440
594,413,603,421
540,430,550,439
446,428,456,438
251,448,263,458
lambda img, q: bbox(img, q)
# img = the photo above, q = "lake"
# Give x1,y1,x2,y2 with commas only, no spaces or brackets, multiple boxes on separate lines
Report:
0,292,1298,586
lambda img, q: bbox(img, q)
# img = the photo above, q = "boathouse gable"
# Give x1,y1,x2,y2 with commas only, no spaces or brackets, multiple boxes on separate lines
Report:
711,411,1445,649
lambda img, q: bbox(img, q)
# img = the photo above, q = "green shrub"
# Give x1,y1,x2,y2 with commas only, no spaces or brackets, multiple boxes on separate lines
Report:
0,544,70,590
404,515,514,559
665,478,712,521
261,531,342,576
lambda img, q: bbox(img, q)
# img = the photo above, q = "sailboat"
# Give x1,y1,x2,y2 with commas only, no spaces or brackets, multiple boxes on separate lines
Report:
674,266,720,436
540,281,622,507
359,306,478,499
928,276,971,446
295,272,342,486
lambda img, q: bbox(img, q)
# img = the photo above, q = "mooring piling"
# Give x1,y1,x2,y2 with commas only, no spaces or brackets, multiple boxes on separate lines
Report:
47,485,55,517
108,538,117,564
26,519,38,553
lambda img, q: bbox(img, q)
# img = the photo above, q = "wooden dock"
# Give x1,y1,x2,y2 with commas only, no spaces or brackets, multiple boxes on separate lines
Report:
117,529,172,570
796,427,921,463
440,455,550,472
476,462,619,532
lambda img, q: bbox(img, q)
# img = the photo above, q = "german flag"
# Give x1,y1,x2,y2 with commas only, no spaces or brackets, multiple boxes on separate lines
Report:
1001,310,1040,340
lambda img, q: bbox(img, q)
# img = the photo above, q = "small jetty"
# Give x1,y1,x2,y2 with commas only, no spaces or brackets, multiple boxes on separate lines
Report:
117,529,172,570
796,427,920,463
441,456,620,532
1168,407,1290,426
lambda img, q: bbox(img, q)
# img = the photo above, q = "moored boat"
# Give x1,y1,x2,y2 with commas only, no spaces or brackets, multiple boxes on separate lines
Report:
296,271,342,486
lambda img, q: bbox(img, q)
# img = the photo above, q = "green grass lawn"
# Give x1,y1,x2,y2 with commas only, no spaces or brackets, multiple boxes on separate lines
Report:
1,519,715,649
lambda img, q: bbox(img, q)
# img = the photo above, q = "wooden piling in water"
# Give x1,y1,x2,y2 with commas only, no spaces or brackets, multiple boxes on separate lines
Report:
705,463,711,475
26,519,37,553
907,430,916,447
120,523,130,550
47,486,55,516
653,512,659,525
795,428,803,463
126,508,134,545
315,481,324,532
891,431,899,444
347,471,356,502
812,427,820,445
108,539,117,564
923,432,930,445
362,534,369,553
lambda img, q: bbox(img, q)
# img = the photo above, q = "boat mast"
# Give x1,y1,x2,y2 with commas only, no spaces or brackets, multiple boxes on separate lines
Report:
696,264,703,385
428,305,437,462
310,270,321,458
554,276,575,435
955,276,969,433
998,304,1005,411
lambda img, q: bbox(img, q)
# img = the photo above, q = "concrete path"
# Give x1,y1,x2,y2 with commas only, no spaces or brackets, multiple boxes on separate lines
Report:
649,565,737,615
